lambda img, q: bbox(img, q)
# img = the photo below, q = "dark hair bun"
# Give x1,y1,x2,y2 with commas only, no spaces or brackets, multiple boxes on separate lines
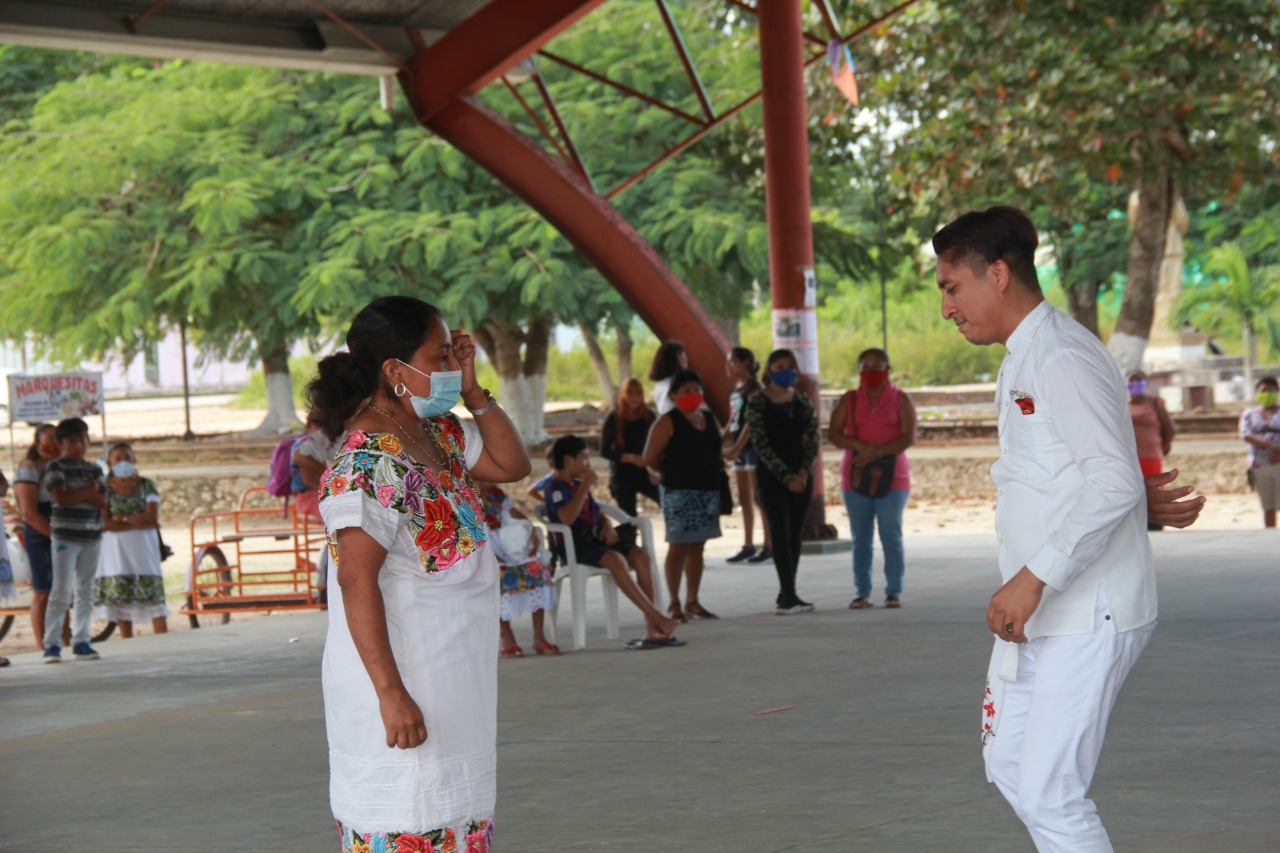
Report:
306,296,444,441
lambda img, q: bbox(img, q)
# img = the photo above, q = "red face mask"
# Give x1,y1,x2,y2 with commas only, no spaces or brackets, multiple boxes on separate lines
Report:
860,369,889,390
675,392,704,412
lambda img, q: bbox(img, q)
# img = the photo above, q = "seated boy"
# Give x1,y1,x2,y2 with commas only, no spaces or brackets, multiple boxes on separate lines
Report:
526,445,557,504
544,435,681,647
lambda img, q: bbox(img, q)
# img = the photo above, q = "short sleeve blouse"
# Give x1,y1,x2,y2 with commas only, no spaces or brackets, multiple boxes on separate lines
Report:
108,478,161,516
14,458,51,504
319,414,488,574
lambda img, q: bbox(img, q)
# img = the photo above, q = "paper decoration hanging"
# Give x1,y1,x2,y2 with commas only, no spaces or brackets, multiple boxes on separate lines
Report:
827,39,859,107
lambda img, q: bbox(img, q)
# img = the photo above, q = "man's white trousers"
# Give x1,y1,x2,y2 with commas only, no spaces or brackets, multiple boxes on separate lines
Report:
983,592,1154,853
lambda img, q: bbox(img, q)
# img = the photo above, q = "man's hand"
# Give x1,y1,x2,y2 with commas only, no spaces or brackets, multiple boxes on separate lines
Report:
987,567,1046,644
787,469,809,493
602,524,620,546
581,467,598,490
1145,469,1205,529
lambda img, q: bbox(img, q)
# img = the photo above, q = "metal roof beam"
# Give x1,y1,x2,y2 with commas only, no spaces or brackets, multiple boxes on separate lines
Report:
406,0,605,121
0,1,437,75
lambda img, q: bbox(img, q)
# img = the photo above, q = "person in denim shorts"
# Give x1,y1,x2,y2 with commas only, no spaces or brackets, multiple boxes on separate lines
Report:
13,423,59,648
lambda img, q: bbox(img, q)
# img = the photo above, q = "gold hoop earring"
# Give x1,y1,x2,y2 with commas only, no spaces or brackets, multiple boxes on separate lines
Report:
394,383,408,398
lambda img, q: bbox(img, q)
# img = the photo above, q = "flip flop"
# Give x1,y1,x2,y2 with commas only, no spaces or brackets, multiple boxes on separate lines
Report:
499,645,524,658
625,638,660,650
534,642,561,656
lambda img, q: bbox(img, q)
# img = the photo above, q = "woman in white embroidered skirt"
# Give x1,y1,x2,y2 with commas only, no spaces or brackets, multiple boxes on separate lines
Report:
94,442,169,636
309,296,530,853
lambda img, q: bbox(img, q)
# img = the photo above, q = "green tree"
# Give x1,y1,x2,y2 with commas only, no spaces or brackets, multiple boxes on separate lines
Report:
1176,242,1280,388
850,0,1280,369
0,60,347,433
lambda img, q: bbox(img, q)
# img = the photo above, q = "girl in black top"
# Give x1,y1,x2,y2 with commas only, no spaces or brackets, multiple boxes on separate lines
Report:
721,347,772,563
643,368,724,622
599,378,661,547
744,349,820,614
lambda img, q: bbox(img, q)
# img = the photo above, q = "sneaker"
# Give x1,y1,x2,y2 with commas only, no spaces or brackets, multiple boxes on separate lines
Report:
775,600,816,615
72,643,100,661
726,546,757,563
746,547,774,564
43,646,62,664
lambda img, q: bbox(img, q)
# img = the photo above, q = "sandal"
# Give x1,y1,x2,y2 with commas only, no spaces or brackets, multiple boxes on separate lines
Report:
884,595,901,609
0,656,9,667
499,645,524,658
685,601,719,620
848,596,874,610
534,642,561,656
668,601,688,623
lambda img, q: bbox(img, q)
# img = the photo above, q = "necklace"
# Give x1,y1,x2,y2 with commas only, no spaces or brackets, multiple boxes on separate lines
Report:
366,403,445,468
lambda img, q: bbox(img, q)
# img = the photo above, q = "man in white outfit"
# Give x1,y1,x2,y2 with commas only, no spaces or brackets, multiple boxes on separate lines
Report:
933,206,1159,852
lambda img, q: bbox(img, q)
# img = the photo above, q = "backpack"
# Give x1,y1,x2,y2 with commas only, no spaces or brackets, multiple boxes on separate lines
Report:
267,435,300,498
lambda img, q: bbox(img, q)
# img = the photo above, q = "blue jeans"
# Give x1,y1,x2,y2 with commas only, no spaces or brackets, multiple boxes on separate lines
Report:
43,538,102,649
842,488,909,598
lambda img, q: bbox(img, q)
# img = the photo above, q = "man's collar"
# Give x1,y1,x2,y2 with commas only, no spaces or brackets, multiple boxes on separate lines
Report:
1004,299,1051,354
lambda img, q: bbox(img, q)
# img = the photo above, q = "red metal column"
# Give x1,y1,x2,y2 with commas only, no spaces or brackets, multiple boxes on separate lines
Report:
758,0,829,536
408,94,734,417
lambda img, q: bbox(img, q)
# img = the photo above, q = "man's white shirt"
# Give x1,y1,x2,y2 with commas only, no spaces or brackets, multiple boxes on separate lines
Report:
992,299,1156,637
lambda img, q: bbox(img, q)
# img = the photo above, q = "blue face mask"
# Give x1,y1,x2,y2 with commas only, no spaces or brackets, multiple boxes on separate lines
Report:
398,360,462,419
111,461,136,478
770,369,799,389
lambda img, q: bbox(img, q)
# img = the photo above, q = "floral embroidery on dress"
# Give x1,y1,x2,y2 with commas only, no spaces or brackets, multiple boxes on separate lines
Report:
321,414,487,574
338,817,493,853
981,681,997,744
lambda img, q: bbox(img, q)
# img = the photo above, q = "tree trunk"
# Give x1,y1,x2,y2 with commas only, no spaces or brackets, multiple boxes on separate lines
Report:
1065,279,1101,338
1110,171,1173,372
616,321,633,382
476,315,552,445
577,319,616,405
255,338,298,435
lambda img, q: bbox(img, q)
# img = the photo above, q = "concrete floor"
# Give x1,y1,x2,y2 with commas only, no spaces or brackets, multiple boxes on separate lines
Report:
1,529,1277,852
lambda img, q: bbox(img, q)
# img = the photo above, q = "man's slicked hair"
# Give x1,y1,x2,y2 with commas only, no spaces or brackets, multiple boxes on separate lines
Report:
932,205,1041,293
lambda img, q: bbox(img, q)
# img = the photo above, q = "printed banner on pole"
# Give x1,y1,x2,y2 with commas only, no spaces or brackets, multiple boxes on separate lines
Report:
772,308,820,378
7,372,104,423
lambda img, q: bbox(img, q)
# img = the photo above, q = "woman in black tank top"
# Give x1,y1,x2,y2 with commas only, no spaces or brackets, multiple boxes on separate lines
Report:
642,368,724,622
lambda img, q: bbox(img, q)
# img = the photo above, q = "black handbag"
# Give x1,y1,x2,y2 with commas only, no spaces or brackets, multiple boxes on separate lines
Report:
157,529,174,562
850,454,897,499
718,469,734,516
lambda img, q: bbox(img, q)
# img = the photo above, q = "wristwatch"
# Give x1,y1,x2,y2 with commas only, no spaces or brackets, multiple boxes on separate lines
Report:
466,389,498,417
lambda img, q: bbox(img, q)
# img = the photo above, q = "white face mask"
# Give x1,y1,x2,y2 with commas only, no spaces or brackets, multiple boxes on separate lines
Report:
111,461,136,478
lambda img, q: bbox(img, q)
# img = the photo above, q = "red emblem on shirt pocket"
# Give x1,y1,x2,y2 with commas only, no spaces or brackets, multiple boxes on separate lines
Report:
1014,395,1036,415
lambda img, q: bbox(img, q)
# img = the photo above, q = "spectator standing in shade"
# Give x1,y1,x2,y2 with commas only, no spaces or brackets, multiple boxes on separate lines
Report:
13,423,60,649
648,341,688,416
722,347,772,564
95,442,168,638
42,417,108,663
1241,375,1280,528
643,368,723,622
600,378,660,548
745,350,820,615
1127,370,1176,531
830,348,917,609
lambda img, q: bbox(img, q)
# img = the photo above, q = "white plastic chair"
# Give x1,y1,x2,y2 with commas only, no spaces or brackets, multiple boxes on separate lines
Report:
538,502,663,650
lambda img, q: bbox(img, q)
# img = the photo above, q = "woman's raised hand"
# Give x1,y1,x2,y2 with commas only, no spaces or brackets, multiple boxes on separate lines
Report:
451,328,479,396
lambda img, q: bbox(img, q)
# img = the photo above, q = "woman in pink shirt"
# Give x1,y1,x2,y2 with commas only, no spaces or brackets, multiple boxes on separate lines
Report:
828,348,917,609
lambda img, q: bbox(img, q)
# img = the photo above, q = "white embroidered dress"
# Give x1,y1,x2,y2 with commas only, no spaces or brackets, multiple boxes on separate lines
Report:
319,414,497,853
